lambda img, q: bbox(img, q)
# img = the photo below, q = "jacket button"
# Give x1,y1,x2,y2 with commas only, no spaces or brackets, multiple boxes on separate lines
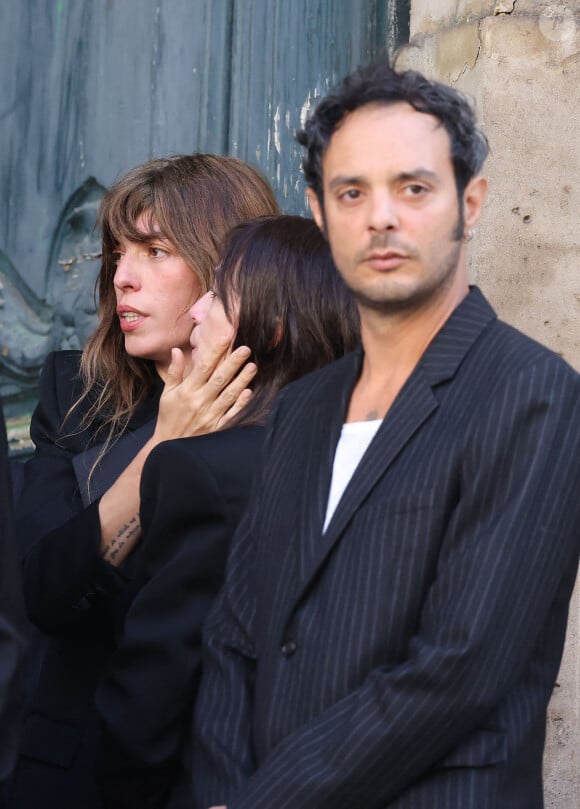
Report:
281,640,297,657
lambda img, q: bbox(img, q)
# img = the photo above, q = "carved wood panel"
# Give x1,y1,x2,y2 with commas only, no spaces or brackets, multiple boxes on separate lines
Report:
0,0,408,451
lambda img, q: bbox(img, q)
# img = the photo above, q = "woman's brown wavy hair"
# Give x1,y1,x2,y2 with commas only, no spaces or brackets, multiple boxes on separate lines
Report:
74,154,279,442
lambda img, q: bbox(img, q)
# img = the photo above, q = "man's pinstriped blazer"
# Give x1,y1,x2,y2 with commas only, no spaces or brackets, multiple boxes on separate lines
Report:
190,286,580,809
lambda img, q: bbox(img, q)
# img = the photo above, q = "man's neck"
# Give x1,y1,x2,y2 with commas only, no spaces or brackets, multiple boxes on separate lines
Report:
346,282,469,423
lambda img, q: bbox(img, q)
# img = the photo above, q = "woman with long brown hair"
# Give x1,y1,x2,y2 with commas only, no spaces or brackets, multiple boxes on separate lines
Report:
10,154,279,809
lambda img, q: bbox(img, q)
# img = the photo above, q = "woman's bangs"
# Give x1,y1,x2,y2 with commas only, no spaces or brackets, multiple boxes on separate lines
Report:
106,189,160,246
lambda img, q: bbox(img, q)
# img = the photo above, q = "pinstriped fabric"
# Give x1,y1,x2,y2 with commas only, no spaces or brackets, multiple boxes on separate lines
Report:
191,287,580,809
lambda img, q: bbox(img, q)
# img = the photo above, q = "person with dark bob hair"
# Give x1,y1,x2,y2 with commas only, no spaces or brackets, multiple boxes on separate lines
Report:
213,214,360,426
10,154,279,809
92,214,359,808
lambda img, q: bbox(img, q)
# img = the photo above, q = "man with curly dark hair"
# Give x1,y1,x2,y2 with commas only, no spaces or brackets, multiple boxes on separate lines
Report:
190,60,580,809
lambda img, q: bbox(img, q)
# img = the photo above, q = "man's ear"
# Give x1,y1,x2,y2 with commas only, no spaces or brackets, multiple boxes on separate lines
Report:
306,188,325,234
463,175,488,230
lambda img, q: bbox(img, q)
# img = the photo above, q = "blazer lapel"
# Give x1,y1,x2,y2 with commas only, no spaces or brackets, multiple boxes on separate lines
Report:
295,369,438,601
72,377,162,507
72,418,156,507
289,286,497,614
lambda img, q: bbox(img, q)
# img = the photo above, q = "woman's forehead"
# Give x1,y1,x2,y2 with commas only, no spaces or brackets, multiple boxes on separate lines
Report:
110,208,167,244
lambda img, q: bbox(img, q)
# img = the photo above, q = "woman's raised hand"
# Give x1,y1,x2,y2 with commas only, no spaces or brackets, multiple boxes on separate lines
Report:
154,338,257,441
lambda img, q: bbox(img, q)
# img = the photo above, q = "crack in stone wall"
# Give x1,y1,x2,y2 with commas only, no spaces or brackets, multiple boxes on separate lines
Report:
450,19,483,84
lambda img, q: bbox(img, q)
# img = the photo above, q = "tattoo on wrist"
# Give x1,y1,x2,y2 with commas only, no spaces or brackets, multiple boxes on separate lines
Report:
102,515,140,561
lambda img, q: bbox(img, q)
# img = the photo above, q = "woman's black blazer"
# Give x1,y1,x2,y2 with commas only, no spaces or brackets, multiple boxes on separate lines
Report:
94,426,265,809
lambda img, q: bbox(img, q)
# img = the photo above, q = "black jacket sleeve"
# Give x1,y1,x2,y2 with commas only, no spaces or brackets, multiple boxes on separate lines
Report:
0,401,27,783
17,352,128,634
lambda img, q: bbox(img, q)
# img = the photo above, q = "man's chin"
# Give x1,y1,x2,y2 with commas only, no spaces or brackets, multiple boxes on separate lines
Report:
354,284,427,314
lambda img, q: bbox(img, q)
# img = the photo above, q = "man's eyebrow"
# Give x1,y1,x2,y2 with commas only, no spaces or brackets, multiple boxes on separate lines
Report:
327,175,365,192
396,169,439,183
327,169,440,191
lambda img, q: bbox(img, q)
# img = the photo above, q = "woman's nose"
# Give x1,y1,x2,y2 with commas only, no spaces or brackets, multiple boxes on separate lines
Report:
113,253,141,291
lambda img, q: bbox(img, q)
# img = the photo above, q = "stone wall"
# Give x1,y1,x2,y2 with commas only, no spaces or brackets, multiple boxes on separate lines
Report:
397,3,579,806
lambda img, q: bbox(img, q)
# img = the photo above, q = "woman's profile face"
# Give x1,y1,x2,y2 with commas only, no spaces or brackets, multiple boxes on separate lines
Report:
113,215,201,380
189,288,237,364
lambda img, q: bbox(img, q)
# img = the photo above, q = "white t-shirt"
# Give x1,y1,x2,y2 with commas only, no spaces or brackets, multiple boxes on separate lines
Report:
323,419,382,532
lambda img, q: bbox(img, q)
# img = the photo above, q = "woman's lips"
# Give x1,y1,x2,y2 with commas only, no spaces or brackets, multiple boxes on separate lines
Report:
117,307,146,331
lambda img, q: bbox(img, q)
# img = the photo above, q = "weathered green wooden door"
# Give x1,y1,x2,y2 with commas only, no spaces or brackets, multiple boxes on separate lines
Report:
0,0,408,450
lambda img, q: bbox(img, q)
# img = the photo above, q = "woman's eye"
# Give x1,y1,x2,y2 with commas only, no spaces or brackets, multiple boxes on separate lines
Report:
149,246,169,258
112,250,124,265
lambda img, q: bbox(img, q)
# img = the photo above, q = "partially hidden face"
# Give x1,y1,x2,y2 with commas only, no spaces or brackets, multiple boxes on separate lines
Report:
113,215,201,379
307,101,485,314
189,289,237,364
